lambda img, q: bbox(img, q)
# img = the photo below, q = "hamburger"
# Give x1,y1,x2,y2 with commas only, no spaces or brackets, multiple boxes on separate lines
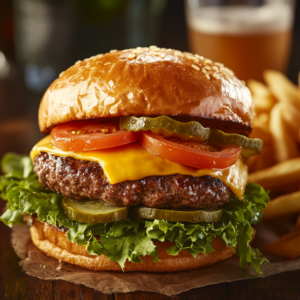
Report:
0,47,269,273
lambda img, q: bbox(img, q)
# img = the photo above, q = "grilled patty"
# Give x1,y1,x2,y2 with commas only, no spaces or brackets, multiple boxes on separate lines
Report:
33,152,233,209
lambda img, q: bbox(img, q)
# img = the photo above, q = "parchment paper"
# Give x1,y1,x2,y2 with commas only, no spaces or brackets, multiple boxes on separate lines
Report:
11,217,300,296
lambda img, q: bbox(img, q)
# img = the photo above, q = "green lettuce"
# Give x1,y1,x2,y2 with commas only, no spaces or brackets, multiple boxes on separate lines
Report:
0,153,269,273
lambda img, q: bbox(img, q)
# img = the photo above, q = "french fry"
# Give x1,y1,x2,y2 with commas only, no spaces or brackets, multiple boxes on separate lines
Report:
251,117,271,143
248,114,276,172
281,103,300,141
295,214,300,230
263,191,300,220
266,229,300,259
248,158,300,192
247,144,275,173
253,113,269,129
248,79,276,114
264,70,300,110
269,102,300,162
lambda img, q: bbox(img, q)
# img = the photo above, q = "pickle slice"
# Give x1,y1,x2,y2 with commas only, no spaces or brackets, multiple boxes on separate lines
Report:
120,116,263,157
130,207,222,223
62,198,128,224
209,130,263,157
120,115,210,142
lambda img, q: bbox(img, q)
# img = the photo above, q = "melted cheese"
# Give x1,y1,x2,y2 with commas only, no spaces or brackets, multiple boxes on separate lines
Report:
30,136,247,199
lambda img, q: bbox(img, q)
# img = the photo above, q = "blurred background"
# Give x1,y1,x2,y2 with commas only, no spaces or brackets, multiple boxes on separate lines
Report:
0,0,299,158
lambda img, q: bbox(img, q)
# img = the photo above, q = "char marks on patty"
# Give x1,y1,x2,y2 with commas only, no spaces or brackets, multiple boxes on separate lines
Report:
33,152,233,209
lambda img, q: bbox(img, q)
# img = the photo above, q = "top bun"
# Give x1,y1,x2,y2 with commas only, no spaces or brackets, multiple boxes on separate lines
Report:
38,47,254,134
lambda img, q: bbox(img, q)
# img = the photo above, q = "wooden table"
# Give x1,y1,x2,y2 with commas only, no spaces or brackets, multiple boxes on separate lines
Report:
1,66,300,300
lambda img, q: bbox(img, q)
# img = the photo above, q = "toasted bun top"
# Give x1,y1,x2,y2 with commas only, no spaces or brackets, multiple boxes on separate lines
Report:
38,47,254,134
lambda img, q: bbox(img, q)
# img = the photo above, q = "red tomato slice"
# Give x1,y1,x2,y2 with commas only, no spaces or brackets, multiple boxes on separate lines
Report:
51,121,139,151
139,131,242,169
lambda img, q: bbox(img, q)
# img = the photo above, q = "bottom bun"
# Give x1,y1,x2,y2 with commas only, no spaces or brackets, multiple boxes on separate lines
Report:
30,219,234,272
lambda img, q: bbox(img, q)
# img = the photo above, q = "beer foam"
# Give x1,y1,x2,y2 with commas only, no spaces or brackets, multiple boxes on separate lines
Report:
186,2,294,35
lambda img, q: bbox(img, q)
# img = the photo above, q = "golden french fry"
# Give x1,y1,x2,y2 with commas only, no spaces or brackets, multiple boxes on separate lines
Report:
248,79,276,114
248,114,275,172
248,157,300,192
247,145,275,173
281,103,300,141
250,123,272,145
266,229,300,259
295,214,300,230
264,70,300,110
253,113,269,128
269,102,300,162
263,191,300,220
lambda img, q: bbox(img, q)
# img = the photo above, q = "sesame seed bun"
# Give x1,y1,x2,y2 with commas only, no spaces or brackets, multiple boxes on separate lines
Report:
30,218,234,272
38,47,254,135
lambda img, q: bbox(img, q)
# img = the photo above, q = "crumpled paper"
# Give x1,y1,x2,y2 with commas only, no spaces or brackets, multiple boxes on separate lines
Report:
11,216,300,296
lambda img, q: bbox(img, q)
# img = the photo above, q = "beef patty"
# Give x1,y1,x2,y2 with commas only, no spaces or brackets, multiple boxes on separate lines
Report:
33,152,233,209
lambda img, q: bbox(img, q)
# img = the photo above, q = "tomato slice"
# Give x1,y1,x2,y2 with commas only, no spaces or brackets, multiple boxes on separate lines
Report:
51,121,139,151
139,131,242,169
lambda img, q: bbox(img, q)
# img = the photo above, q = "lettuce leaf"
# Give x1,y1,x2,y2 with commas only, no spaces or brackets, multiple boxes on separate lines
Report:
0,153,269,273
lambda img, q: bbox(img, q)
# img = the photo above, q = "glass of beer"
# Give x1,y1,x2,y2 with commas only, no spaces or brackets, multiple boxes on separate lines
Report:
185,0,295,82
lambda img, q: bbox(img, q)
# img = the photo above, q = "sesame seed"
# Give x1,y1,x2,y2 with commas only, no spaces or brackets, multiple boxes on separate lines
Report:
223,73,230,81
174,51,184,57
215,62,224,68
205,75,210,80
204,66,211,70
110,49,117,53
75,60,81,65
221,67,234,76
149,45,158,49
59,72,64,77
160,53,165,58
213,73,219,79
241,80,246,85
187,56,199,63
195,54,204,60
212,66,218,71
142,47,149,51
127,54,135,59
96,54,103,58
204,59,212,65
122,49,130,52
192,65,200,71
202,68,208,75
136,47,142,51
90,56,96,60
131,50,137,54
152,52,160,56
136,50,143,55
151,48,161,52
166,49,173,52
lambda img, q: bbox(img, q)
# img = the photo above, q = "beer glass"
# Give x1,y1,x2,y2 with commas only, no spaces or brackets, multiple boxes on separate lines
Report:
185,0,295,82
